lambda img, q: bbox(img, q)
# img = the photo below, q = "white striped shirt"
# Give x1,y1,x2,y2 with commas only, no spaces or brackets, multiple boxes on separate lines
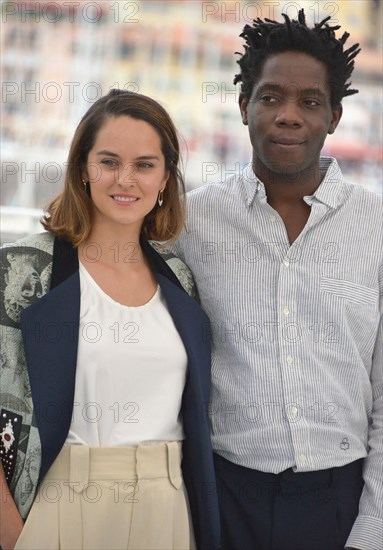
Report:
172,157,383,550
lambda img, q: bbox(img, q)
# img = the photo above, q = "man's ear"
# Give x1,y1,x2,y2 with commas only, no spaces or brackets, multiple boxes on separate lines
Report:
328,103,343,135
239,93,249,125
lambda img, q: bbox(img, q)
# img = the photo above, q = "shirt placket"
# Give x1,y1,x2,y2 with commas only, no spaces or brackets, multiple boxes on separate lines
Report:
260,197,315,472
276,245,314,471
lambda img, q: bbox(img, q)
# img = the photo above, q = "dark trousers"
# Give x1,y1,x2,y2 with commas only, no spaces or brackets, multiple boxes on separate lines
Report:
213,453,364,550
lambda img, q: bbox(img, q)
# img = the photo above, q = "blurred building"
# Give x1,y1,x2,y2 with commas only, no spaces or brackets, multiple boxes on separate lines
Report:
1,0,382,241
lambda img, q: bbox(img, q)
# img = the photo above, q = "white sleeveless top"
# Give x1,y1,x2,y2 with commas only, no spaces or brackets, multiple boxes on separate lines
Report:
65,263,187,446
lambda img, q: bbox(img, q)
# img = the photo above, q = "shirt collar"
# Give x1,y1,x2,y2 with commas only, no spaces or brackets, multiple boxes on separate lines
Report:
308,157,346,209
243,157,346,209
242,162,262,207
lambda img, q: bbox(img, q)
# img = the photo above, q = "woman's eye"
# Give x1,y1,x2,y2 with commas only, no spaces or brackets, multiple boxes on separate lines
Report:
101,159,117,167
137,162,153,169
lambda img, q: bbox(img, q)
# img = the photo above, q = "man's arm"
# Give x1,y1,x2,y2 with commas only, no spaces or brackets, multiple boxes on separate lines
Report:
0,463,24,550
346,271,383,550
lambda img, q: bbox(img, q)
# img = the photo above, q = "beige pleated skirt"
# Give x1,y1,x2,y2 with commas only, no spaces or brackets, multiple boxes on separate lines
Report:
15,442,196,550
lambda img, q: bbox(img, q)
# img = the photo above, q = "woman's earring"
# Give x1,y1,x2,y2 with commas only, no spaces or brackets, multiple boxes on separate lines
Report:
82,179,90,196
158,189,164,207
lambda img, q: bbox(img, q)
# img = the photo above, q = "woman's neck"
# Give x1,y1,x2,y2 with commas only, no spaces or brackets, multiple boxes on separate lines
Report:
79,224,145,271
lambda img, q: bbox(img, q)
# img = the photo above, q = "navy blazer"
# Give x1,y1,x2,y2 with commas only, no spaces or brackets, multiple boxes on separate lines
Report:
20,237,220,549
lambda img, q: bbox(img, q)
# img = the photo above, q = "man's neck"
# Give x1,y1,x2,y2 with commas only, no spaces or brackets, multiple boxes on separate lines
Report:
253,159,323,205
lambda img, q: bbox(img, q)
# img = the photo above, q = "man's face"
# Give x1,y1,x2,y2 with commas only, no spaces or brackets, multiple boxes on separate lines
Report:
239,51,342,182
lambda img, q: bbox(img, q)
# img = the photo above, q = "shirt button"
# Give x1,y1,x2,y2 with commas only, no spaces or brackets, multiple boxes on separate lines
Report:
283,259,290,268
270,215,276,222
286,356,293,364
290,406,298,415
298,455,306,464
283,306,289,316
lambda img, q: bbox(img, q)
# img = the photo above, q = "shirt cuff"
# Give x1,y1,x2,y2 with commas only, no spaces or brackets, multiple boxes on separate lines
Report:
346,515,383,550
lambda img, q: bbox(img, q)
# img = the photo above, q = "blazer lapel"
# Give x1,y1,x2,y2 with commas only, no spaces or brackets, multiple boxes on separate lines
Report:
141,238,185,291
155,274,211,388
142,239,212,390
21,238,80,482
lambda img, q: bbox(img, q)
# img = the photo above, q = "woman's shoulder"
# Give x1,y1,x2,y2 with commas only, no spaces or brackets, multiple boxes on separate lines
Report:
149,241,199,301
0,232,55,326
1,231,55,254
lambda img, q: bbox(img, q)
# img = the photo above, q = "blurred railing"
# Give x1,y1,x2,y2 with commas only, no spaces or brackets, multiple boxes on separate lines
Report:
0,205,43,244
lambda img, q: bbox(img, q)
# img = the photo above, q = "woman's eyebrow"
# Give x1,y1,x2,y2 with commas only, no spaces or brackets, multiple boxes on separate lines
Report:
96,150,119,157
95,152,160,160
135,155,160,161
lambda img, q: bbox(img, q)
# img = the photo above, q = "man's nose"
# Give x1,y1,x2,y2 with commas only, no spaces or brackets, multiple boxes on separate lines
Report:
275,100,304,127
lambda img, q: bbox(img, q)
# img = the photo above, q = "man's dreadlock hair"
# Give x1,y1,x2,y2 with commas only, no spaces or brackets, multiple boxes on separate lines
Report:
234,9,361,107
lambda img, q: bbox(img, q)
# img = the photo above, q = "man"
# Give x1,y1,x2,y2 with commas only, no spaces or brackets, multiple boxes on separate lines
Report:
172,9,382,550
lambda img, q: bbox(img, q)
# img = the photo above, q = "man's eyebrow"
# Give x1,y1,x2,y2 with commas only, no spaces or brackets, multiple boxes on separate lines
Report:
255,82,283,92
254,82,327,98
301,87,327,98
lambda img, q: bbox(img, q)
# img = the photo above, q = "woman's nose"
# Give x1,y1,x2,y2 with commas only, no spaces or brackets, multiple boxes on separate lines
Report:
116,163,138,186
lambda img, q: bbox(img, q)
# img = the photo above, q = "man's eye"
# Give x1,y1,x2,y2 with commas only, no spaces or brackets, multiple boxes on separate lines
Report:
260,95,278,103
304,99,320,106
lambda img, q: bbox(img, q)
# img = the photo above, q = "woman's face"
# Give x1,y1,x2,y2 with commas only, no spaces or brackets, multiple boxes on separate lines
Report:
85,115,169,234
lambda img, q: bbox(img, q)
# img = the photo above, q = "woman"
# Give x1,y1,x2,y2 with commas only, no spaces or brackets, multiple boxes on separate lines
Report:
0,90,220,550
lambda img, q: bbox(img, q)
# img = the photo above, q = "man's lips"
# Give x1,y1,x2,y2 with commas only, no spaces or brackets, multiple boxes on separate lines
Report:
271,138,306,148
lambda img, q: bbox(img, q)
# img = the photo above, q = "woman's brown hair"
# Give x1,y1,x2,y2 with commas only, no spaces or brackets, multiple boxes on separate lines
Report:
42,89,185,246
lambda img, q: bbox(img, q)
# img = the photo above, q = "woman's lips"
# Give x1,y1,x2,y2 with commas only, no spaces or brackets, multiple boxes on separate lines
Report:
111,194,139,205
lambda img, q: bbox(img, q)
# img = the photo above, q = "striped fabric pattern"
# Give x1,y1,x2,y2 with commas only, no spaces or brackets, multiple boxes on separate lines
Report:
172,157,383,550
